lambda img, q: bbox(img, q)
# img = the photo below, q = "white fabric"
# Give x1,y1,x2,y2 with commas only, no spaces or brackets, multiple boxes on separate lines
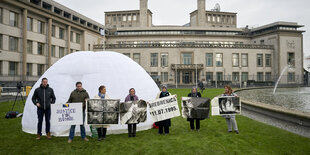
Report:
22,51,159,136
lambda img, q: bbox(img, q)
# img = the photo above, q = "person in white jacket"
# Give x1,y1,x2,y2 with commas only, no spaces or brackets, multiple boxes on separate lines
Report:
93,85,110,141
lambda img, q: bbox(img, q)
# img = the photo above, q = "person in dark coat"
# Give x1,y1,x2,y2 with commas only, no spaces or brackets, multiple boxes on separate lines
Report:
32,77,56,140
187,87,202,131
67,81,90,143
124,88,139,137
155,85,171,135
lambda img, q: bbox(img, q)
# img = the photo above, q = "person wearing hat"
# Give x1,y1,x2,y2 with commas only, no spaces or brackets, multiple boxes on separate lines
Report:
155,85,172,135
187,87,202,131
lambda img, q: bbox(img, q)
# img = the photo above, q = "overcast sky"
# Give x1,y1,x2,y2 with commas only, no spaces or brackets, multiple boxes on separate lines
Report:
54,0,309,57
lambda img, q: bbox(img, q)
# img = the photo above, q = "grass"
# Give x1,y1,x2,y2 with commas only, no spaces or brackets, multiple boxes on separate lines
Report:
0,88,309,155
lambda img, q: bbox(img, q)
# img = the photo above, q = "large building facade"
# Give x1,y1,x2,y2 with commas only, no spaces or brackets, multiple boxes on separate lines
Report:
0,0,305,87
0,0,104,85
95,0,305,87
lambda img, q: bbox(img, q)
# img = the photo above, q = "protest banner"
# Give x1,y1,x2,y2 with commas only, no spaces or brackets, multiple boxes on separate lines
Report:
120,100,147,124
51,103,83,125
182,97,210,119
86,99,120,125
148,95,180,122
211,96,241,115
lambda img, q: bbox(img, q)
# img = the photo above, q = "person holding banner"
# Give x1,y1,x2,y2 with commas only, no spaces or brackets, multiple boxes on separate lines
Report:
32,77,56,140
187,87,202,131
67,82,90,143
93,85,110,141
222,85,239,134
125,88,139,137
155,85,172,135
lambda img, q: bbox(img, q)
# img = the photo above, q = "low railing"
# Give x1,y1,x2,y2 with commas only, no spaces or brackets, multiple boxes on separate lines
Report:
171,64,204,70
93,43,274,49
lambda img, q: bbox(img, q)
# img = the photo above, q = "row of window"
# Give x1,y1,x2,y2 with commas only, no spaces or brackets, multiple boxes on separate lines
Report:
206,14,235,25
0,61,45,76
110,30,240,36
106,14,138,23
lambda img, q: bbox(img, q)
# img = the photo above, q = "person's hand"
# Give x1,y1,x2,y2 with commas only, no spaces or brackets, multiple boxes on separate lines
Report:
36,103,40,107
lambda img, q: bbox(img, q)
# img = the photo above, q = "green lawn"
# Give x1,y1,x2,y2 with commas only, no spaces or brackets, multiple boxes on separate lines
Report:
0,88,309,155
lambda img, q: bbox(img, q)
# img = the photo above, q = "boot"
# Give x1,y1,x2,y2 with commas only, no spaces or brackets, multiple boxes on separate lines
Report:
36,134,41,140
47,132,52,139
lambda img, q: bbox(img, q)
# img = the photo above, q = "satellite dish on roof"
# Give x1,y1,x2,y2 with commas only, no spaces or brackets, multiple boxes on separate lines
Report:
214,3,221,12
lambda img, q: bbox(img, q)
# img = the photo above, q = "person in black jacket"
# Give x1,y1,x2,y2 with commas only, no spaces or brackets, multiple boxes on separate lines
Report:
155,85,171,135
32,77,56,140
187,87,202,131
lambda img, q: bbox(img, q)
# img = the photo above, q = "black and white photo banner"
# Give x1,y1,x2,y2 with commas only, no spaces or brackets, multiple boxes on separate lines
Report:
86,99,120,125
120,100,147,124
148,95,180,122
182,97,210,119
211,96,241,115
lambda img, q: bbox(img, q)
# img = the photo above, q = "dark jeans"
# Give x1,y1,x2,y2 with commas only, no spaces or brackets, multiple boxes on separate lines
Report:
37,108,51,136
158,125,169,134
190,119,200,130
69,112,86,140
128,124,137,136
97,128,107,138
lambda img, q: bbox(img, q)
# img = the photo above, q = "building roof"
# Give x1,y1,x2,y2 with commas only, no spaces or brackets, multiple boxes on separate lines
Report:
250,21,304,32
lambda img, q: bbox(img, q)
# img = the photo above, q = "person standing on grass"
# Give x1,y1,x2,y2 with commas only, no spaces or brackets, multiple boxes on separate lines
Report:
93,85,110,141
32,77,56,140
125,88,139,137
187,87,202,131
222,85,239,134
155,85,172,135
67,81,90,143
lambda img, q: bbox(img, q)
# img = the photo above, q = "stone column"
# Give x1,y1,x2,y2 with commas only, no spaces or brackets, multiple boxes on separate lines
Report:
66,25,71,54
22,9,27,81
81,30,86,51
139,0,148,27
47,18,52,68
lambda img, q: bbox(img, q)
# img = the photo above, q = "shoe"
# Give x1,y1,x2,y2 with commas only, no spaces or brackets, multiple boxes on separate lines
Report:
36,134,41,140
196,129,200,132
158,133,163,135
68,139,72,143
83,138,89,141
47,132,51,139
235,130,239,134
191,129,195,131
133,134,136,137
128,134,132,137
228,131,232,133
98,137,103,141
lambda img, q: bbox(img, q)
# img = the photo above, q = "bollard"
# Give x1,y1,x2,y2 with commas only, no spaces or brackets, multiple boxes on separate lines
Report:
26,86,32,96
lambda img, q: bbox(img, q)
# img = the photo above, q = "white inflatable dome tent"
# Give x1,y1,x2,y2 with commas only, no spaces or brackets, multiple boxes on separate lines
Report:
22,51,159,136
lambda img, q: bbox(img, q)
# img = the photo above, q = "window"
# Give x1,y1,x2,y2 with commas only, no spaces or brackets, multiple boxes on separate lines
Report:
123,16,127,22
161,53,168,67
133,15,137,21
161,72,168,82
26,63,32,76
215,53,223,67
206,72,213,81
207,15,211,22
150,72,158,81
241,72,248,82
59,28,64,39
37,64,44,76
76,33,80,44
59,47,64,57
205,53,213,67
241,54,248,67
51,45,55,57
216,72,223,81
0,8,2,24
150,53,158,67
9,36,18,52
37,42,44,55
52,25,56,37
9,11,18,27
260,40,265,45
123,53,130,57
128,15,131,21
37,21,44,34
288,53,295,67
287,72,295,82
113,16,116,22
182,53,192,64
70,31,73,42
257,72,263,81
265,72,271,81
27,17,32,31
9,62,18,76
232,53,239,67
0,34,2,49
265,54,271,67
133,53,140,64
232,72,239,82
27,40,32,54
257,54,263,67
